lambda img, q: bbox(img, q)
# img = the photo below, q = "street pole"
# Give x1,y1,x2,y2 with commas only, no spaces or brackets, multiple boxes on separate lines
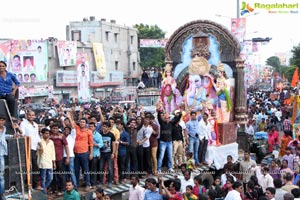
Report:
237,0,240,19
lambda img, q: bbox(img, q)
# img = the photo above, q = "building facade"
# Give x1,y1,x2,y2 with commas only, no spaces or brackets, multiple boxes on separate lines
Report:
0,17,141,104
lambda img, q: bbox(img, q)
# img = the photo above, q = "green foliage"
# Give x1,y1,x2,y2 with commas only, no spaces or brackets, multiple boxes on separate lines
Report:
290,44,300,67
284,66,297,81
266,56,280,69
134,23,166,69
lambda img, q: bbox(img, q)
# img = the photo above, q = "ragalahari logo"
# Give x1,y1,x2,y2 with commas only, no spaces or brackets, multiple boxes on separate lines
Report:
240,2,255,16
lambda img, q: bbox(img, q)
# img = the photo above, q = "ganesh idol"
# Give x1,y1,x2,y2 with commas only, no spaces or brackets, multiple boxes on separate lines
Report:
185,56,210,112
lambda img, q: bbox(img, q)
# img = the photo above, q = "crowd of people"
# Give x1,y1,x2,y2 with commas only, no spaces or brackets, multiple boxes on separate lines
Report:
3,55,300,199
3,87,299,200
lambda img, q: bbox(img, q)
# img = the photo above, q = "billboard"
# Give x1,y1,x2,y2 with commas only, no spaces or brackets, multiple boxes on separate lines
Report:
19,85,53,99
231,18,246,44
56,70,77,87
76,52,90,102
56,41,77,66
92,43,106,77
140,39,168,48
0,39,48,82
90,71,123,87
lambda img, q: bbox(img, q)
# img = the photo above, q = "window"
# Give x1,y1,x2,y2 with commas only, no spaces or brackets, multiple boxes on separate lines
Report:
133,62,136,71
115,61,118,70
114,33,118,43
105,31,109,41
71,30,81,42
130,36,134,44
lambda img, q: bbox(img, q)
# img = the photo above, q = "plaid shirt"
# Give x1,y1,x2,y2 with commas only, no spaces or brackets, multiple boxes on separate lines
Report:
283,119,292,132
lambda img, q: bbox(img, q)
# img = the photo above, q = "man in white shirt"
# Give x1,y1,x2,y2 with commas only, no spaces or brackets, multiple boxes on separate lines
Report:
63,126,77,189
245,120,255,136
180,170,194,193
198,112,211,165
140,116,153,175
128,175,145,200
259,167,274,193
225,181,243,200
20,111,41,190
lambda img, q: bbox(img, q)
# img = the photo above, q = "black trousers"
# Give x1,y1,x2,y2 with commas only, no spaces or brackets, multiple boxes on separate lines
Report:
136,145,144,172
118,154,126,180
31,150,40,188
198,139,208,163
51,160,66,192
0,94,17,118
89,157,99,186
143,147,152,174
125,146,138,177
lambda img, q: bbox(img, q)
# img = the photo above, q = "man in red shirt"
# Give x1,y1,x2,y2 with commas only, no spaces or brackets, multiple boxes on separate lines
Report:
68,112,93,191
159,178,182,200
50,123,69,196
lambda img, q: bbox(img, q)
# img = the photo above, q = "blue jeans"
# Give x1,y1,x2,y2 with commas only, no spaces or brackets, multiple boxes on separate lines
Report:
99,153,113,184
157,141,172,171
0,156,4,195
40,168,53,194
64,157,77,189
188,137,200,165
75,152,91,187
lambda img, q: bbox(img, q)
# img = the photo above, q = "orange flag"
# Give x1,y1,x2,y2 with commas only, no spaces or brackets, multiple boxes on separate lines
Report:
291,67,299,87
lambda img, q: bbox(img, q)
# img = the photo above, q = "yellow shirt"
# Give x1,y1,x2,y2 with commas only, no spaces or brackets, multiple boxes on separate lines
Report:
38,139,56,169
110,127,120,141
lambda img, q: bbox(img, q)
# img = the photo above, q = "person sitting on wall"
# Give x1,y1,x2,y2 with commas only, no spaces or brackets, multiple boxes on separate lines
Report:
0,61,20,117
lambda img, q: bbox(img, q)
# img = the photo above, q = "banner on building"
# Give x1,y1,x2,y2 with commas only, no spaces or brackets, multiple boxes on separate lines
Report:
231,18,246,45
56,41,77,67
0,39,48,82
92,43,106,78
140,39,168,48
56,70,77,87
90,71,123,87
77,52,90,102
19,85,52,99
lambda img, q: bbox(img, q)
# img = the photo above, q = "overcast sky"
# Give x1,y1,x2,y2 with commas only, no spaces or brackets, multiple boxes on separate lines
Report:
1,0,299,56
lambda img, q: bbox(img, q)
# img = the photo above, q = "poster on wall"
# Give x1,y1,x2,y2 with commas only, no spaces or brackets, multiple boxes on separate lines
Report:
76,52,90,102
0,39,48,82
56,71,77,87
92,43,106,78
19,85,51,99
56,41,77,66
90,71,123,87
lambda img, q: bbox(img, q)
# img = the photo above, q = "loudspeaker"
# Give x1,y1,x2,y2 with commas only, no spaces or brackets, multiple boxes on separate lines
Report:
4,165,27,191
0,99,14,134
5,138,26,166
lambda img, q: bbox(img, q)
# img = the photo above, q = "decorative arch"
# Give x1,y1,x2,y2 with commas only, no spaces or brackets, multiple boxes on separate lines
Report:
165,20,241,65
165,19,247,125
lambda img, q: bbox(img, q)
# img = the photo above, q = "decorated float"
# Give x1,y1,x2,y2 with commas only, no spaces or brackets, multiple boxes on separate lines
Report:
159,20,248,169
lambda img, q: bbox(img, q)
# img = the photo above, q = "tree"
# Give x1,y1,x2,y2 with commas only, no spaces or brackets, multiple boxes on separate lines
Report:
266,56,280,71
134,24,166,69
290,44,300,67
